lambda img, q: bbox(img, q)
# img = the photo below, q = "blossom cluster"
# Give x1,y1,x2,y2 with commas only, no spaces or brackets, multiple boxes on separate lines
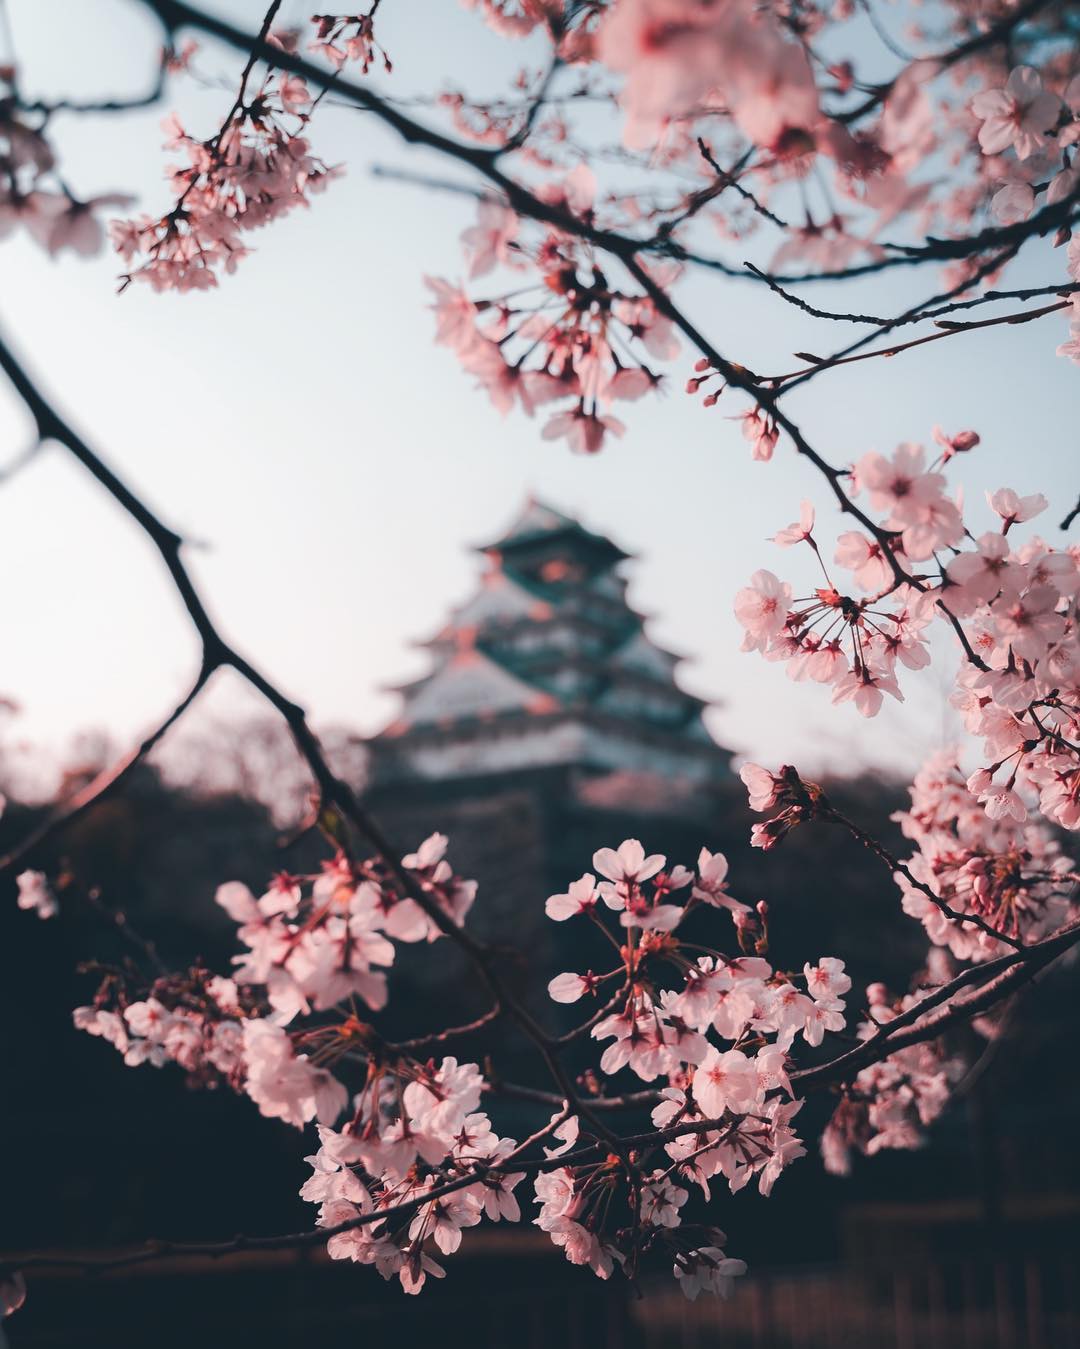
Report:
112,63,339,291
36,830,866,1302
309,9,392,74
70,835,475,1129
73,955,354,1128
537,838,851,1283
291,837,851,1297
73,970,249,1086
1,69,131,256
735,442,1080,746
739,746,1076,960
821,981,963,1176
427,170,679,454
300,1057,523,1294
219,832,474,1017
892,750,1075,961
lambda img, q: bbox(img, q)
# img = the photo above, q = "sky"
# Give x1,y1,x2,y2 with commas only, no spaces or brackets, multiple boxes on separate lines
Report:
0,0,1077,792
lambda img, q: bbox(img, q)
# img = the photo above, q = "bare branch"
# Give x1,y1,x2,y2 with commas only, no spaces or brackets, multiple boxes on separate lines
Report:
821,800,1024,950
0,660,215,875
767,300,1070,386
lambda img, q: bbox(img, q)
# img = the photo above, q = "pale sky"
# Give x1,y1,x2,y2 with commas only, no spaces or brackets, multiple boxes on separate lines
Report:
1,0,1076,789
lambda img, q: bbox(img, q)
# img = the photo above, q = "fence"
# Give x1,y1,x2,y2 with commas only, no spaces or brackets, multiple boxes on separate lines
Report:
633,1253,1080,1349
9,1239,1079,1348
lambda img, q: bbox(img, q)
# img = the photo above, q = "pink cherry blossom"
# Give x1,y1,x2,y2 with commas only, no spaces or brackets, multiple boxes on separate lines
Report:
734,571,792,652
966,769,1028,822
987,487,1048,528
971,67,1060,161
693,1047,759,1117
460,199,520,277
542,406,625,454
991,182,1034,225
693,848,749,914
16,869,57,919
945,533,1023,614
772,500,815,547
674,1246,747,1302
741,407,779,462
592,838,666,889
739,763,785,812
548,971,592,1003
545,872,600,920
833,531,893,591
831,665,904,718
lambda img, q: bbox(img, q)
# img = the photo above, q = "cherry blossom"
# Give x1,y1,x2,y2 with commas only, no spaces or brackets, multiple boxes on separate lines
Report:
822,982,963,1173
16,869,57,919
593,837,665,891
460,199,521,278
893,750,1074,960
971,67,1060,161
673,1245,748,1301
734,571,792,652
692,848,749,914
427,169,679,455
548,971,595,1002
772,501,815,548
693,1047,759,1117
833,531,893,592
545,872,600,920
309,10,392,74
987,487,1048,528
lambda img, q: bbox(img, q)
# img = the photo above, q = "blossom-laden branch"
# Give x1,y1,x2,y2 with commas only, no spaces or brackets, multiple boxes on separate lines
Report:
10,909,1080,1280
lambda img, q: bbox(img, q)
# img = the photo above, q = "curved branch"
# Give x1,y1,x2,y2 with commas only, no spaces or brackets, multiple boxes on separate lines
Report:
767,300,1069,386
0,660,215,875
11,919,1079,1279
0,325,620,1153
745,266,1078,331
794,917,1080,1090
821,800,1024,950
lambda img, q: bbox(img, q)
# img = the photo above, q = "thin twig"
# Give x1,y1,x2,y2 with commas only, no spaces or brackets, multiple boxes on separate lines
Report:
822,802,1023,949
0,661,215,875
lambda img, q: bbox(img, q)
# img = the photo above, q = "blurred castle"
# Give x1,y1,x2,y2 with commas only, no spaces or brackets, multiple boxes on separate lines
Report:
368,498,731,790
363,498,735,944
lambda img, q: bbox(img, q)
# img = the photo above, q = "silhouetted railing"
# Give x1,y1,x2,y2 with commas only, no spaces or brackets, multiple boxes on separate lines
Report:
634,1252,1080,1349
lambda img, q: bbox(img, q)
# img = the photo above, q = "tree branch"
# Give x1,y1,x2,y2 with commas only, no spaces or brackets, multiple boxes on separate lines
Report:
10,917,1078,1279
794,917,1080,1090
821,801,1024,950
0,660,214,875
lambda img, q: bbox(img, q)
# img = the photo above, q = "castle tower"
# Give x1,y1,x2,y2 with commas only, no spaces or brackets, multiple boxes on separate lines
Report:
367,498,732,793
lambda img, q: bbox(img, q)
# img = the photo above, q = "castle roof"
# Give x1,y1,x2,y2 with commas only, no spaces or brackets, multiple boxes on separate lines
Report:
475,497,629,563
368,498,731,786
